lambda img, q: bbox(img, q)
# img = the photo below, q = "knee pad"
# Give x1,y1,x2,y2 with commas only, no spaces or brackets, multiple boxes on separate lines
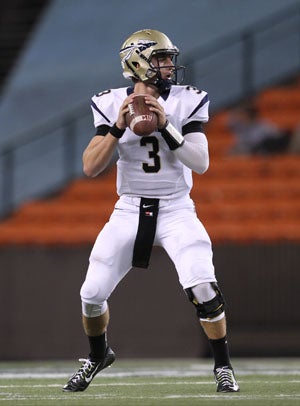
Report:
82,300,108,317
185,282,225,321
192,282,217,303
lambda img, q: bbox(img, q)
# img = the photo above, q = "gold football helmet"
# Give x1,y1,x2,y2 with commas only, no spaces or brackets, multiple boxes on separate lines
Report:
119,29,184,90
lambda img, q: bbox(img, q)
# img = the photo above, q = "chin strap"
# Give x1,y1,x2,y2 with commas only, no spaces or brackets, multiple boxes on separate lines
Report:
152,76,173,93
152,64,185,93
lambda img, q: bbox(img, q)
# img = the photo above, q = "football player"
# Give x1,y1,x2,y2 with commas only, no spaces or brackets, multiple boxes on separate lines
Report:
63,29,239,393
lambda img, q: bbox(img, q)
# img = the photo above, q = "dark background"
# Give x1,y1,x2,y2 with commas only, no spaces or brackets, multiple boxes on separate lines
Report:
1,244,298,360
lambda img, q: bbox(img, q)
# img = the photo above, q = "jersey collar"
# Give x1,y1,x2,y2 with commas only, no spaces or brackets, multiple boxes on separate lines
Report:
126,86,171,101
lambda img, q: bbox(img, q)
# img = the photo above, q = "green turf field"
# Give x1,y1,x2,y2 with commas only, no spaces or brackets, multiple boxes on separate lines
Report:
0,358,299,405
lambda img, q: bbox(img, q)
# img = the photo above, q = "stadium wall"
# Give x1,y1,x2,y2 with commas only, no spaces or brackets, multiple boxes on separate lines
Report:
0,244,299,360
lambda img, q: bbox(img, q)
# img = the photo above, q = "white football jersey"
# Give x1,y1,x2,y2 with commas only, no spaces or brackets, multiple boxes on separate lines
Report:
91,85,209,200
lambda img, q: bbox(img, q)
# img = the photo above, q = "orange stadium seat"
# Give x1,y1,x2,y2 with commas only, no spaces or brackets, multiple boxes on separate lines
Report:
257,88,300,109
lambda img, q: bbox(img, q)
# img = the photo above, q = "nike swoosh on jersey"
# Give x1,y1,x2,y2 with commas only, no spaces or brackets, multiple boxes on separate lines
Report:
142,204,154,208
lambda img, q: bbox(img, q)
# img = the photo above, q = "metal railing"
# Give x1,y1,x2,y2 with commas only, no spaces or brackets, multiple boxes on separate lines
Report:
0,102,91,217
0,2,299,218
183,2,300,108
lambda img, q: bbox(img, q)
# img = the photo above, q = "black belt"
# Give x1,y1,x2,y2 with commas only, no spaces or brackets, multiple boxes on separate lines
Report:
132,197,159,268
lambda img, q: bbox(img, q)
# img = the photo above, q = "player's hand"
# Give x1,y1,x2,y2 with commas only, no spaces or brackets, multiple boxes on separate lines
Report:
115,94,136,130
143,95,167,130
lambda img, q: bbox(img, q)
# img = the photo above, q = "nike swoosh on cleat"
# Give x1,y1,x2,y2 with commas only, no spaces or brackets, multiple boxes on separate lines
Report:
85,368,99,383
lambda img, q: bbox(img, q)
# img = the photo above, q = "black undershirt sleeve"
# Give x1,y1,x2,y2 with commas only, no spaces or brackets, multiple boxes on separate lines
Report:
182,121,204,136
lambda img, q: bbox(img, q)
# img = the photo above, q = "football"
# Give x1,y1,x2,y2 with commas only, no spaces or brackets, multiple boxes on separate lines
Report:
126,95,158,136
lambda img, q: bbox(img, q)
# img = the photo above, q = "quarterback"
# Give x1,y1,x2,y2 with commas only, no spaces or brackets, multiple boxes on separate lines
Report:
63,29,239,393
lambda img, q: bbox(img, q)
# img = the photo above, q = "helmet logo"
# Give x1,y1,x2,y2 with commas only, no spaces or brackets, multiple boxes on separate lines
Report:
120,40,157,63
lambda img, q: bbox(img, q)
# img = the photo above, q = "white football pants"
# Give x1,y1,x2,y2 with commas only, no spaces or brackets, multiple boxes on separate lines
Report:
80,195,217,305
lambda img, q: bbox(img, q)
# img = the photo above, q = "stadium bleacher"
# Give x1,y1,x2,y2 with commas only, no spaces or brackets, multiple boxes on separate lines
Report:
0,77,299,245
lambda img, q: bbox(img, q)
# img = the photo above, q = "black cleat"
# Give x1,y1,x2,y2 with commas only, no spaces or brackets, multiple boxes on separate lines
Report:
214,366,240,392
62,347,115,392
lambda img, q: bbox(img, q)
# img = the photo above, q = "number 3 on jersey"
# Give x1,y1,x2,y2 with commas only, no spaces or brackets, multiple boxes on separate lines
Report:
140,136,161,173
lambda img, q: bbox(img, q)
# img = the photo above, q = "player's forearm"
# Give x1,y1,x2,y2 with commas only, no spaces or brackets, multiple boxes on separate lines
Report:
174,132,209,174
83,135,118,177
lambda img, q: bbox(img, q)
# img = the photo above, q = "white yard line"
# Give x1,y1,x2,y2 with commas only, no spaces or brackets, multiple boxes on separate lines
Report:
0,368,299,379
0,394,299,402
0,380,300,389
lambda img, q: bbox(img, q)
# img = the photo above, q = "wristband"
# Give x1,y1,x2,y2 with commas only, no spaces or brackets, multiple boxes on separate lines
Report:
109,123,125,139
159,120,185,150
